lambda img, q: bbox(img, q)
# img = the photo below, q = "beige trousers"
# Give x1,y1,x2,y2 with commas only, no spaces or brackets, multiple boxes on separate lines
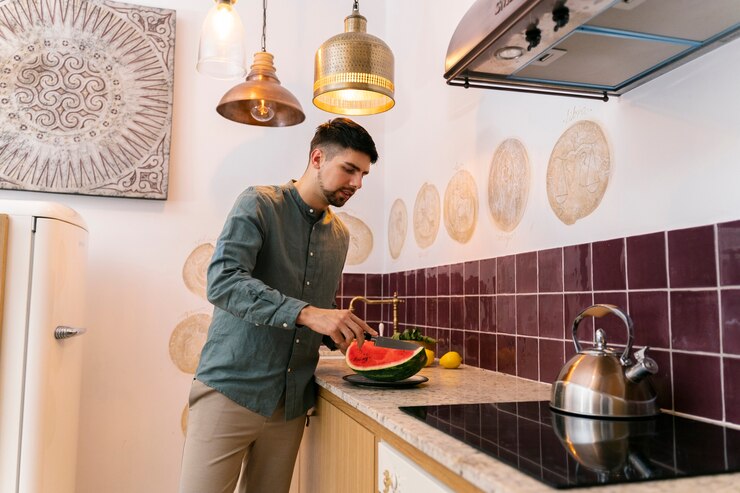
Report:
178,380,306,493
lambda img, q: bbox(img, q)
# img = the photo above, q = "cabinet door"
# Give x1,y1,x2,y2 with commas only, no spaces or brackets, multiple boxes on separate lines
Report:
300,396,375,493
378,441,454,493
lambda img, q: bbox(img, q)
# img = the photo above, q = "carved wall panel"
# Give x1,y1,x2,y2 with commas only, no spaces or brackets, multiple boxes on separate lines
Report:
0,0,176,199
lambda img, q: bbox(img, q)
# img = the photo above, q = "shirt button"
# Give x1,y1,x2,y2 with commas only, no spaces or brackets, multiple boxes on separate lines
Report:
310,252,314,256
296,339,300,344
288,368,292,373
306,281,310,286
282,322,288,328
309,208,314,213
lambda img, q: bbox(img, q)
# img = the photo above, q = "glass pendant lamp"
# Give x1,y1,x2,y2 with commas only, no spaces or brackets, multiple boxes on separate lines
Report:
313,0,395,115
216,0,305,126
196,0,247,79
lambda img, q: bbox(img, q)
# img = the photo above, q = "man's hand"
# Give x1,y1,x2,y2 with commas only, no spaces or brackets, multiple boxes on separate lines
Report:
297,306,378,352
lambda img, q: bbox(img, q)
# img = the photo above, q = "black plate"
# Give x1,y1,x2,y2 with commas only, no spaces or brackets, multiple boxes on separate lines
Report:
342,374,429,388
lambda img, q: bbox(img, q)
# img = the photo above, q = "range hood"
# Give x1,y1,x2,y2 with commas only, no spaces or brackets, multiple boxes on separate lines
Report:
445,0,740,100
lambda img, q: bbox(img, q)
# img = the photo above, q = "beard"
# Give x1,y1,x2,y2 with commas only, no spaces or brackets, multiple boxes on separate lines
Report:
318,172,354,207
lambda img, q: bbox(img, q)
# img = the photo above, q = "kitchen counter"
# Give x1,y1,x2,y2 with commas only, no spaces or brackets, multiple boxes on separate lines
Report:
314,357,740,493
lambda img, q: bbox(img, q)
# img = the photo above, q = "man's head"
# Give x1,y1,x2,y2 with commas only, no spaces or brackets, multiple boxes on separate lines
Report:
309,118,378,165
303,118,377,208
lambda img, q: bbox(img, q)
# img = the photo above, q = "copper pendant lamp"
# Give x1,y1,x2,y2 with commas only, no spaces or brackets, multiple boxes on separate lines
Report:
313,0,395,116
216,0,305,127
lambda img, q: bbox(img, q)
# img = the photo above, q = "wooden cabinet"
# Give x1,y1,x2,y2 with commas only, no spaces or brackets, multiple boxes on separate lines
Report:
298,394,376,493
293,389,483,493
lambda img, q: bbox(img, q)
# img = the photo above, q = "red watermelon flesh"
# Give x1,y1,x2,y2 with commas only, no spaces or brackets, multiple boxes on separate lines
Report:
346,340,427,382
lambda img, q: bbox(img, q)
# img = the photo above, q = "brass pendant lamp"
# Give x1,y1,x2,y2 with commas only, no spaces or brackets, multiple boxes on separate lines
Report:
216,0,305,127
313,0,395,116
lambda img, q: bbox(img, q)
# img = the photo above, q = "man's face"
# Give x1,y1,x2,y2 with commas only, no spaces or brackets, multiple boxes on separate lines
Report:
317,147,371,207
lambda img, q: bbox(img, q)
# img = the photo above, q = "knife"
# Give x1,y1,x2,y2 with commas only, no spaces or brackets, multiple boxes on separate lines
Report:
364,333,420,350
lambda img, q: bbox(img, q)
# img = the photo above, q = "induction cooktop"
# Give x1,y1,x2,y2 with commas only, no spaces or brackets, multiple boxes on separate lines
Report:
400,401,740,489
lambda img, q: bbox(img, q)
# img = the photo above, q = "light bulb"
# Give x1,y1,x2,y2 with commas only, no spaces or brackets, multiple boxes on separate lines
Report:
212,3,238,41
250,100,275,122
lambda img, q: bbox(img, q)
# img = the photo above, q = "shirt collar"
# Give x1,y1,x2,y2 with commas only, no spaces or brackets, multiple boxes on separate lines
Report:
286,180,326,223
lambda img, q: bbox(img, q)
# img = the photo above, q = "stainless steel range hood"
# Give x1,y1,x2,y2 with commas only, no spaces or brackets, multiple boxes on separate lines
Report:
445,0,740,101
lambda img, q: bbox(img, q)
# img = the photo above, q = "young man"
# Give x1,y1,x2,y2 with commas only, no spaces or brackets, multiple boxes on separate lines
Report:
178,118,379,493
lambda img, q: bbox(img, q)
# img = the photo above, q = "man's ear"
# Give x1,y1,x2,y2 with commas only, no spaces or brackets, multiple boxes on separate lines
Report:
309,148,323,169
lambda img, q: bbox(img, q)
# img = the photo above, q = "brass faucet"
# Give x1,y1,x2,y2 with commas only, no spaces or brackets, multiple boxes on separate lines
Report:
349,291,404,334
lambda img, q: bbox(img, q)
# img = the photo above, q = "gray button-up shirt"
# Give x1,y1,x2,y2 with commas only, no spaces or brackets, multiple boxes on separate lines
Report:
196,181,348,420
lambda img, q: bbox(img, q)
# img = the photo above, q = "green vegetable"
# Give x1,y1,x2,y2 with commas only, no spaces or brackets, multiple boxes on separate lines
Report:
391,327,437,344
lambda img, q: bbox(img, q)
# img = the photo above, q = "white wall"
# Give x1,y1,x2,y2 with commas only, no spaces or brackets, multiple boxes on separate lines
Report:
383,1,740,271
0,1,738,492
0,1,388,492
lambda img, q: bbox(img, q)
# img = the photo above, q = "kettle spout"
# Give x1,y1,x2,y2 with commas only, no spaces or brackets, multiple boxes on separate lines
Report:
624,347,659,383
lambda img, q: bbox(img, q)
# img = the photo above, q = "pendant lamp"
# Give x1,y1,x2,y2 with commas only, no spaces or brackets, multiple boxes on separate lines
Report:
197,0,247,80
216,0,305,127
313,0,395,116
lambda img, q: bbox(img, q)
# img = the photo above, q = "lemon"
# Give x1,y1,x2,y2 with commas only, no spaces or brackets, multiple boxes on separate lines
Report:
439,351,462,369
424,348,435,367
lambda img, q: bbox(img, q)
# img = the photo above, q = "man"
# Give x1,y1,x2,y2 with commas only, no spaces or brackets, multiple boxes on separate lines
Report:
178,118,379,493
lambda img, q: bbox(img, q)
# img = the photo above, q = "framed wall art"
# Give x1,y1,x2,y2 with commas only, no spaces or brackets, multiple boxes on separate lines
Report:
0,0,176,199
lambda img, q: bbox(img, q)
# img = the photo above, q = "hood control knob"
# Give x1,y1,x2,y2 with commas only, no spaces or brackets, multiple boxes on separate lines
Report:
525,25,542,51
552,4,570,31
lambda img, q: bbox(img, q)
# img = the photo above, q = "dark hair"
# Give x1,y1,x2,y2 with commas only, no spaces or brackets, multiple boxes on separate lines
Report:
310,118,378,164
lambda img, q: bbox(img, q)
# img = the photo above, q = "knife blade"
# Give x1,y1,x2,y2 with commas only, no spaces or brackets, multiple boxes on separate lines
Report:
364,333,420,350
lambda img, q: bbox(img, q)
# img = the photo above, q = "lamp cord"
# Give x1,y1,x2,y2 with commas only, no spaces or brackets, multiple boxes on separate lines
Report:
261,0,267,52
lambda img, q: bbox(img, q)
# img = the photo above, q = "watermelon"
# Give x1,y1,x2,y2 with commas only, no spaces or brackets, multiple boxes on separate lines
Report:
345,340,427,382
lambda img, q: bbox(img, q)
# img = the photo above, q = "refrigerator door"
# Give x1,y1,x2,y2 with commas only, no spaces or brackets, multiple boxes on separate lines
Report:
18,217,88,493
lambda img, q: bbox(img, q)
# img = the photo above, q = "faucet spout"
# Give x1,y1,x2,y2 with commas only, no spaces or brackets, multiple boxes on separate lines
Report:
348,292,404,334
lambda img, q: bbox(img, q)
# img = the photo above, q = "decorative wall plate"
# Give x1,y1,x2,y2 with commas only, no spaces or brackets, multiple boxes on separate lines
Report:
488,138,530,232
413,182,440,249
168,313,211,374
387,198,407,260
443,169,478,244
547,120,611,225
336,212,373,265
0,0,176,199
182,243,214,300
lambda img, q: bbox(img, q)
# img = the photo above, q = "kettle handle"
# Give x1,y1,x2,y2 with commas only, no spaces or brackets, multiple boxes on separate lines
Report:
571,304,634,366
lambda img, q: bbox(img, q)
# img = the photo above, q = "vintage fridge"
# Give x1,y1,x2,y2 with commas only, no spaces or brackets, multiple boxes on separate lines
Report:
0,200,88,493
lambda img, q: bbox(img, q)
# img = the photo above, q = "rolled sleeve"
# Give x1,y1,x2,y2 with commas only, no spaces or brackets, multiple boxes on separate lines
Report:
207,190,308,329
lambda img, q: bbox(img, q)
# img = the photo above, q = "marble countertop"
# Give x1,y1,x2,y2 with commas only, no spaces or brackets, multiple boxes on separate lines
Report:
315,357,740,493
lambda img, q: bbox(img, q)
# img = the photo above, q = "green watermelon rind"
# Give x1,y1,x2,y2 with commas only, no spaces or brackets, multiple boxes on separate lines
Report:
346,343,427,382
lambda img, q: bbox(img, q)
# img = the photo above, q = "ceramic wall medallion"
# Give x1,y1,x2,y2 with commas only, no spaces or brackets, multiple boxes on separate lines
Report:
387,198,407,260
488,138,530,232
413,182,440,249
0,0,176,199
168,313,211,374
443,169,478,244
182,243,214,300
547,120,611,225
336,212,373,265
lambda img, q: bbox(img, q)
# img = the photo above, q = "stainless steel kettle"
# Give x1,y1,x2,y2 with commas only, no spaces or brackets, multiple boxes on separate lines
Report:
550,304,660,418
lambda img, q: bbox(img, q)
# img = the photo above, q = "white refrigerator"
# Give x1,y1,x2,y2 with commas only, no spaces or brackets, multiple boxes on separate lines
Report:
0,200,88,493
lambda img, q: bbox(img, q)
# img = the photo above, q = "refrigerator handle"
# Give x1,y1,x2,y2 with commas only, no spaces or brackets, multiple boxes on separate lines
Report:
54,326,87,340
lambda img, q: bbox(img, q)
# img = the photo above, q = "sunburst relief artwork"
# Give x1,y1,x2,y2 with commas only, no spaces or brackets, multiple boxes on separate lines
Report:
0,0,176,199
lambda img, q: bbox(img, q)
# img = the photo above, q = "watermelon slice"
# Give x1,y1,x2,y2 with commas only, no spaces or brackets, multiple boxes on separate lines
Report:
346,340,427,382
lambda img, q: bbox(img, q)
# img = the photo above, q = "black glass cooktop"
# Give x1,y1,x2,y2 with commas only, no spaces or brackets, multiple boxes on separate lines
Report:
400,401,740,489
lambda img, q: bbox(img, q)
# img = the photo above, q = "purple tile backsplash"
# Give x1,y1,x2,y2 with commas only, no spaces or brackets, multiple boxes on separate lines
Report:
342,220,740,426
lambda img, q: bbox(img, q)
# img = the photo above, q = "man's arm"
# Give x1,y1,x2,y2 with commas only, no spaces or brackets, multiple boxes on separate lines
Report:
297,305,377,352
207,191,307,329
